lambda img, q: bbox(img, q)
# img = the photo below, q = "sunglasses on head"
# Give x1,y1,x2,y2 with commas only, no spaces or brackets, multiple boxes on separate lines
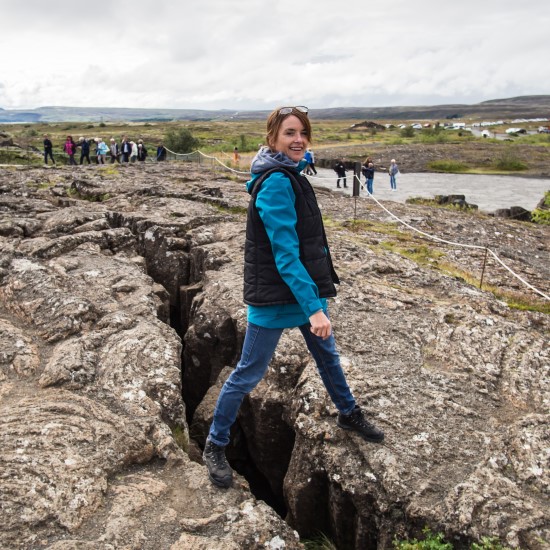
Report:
278,105,309,115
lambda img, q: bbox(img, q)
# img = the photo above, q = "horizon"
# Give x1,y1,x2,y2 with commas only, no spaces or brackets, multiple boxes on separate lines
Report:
1,1,549,111
2,94,550,114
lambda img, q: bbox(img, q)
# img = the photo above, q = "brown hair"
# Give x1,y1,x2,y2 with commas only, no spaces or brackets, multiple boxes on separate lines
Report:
266,107,312,149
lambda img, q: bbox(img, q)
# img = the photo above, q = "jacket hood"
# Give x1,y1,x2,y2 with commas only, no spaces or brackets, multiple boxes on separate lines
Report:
247,147,305,193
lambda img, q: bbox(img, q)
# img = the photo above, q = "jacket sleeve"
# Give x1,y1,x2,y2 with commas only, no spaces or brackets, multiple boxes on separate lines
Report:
255,172,324,318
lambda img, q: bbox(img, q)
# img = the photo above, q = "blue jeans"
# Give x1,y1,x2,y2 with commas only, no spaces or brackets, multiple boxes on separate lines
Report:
366,178,374,194
390,174,397,189
208,322,356,447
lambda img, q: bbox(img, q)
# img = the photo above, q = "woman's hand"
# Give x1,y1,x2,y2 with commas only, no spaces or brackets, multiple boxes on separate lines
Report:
309,310,332,340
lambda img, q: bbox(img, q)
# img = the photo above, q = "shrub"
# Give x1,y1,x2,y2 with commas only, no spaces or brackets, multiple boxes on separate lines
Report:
400,127,415,138
531,190,550,225
236,133,257,153
393,528,452,550
471,536,513,550
427,160,468,172
164,128,199,153
493,147,527,171
420,131,448,144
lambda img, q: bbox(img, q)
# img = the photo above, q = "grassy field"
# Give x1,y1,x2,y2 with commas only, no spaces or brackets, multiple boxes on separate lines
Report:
1,118,549,171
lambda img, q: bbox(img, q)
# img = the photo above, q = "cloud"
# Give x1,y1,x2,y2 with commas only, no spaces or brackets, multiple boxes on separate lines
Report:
0,0,549,109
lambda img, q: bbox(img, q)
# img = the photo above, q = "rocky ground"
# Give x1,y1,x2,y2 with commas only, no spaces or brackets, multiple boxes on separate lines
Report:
0,163,548,549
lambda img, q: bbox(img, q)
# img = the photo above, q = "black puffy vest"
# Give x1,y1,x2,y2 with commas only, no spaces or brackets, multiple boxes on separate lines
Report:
243,168,340,306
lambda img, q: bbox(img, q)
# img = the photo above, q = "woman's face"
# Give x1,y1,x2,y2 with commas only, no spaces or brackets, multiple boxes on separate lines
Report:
271,115,309,162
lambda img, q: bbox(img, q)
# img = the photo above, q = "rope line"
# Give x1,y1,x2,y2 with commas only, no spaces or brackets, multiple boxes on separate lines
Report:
347,174,549,301
164,147,250,175
166,150,549,301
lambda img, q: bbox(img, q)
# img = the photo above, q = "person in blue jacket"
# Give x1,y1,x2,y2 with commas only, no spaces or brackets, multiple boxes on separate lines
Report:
362,161,375,195
203,106,384,489
77,137,91,165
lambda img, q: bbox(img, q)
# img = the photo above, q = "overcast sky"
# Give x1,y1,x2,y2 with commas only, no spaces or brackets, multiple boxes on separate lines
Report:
1,0,549,111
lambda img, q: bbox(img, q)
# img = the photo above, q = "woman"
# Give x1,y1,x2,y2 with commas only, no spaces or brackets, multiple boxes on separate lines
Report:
130,141,138,163
63,136,77,165
389,158,399,190
97,139,108,164
203,106,384,489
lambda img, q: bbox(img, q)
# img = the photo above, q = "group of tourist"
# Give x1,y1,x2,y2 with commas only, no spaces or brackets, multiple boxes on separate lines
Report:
330,157,400,193
43,134,168,165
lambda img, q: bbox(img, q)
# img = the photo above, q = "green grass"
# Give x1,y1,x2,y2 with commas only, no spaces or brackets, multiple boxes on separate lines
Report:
380,241,445,265
427,160,469,173
376,239,549,314
302,532,337,550
531,190,550,225
492,147,528,171
512,133,550,146
394,528,452,550
171,425,189,452
394,528,515,550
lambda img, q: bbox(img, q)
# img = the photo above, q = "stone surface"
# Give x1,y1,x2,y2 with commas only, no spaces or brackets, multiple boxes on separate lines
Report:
0,164,302,549
0,163,548,549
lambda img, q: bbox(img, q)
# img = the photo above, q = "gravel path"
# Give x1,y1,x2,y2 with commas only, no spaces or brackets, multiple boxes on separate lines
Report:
310,168,550,212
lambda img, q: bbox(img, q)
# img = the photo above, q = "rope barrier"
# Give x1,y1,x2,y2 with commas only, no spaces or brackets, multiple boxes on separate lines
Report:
163,149,549,301
164,147,250,175
347,173,549,301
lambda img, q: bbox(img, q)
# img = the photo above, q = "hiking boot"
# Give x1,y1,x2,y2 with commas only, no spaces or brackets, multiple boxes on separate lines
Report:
203,440,233,488
337,406,384,442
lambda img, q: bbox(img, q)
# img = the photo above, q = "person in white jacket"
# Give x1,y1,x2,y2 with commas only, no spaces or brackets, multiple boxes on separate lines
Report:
130,141,138,163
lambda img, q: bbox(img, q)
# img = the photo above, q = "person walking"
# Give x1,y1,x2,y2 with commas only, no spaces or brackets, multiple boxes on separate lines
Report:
77,137,91,164
202,105,384,489
63,136,77,165
130,141,138,163
109,138,120,163
307,148,317,175
137,140,147,163
120,136,132,163
389,159,399,190
97,139,108,164
43,134,55,165
303,148,316,175
156,142,167,161
333,159,347,188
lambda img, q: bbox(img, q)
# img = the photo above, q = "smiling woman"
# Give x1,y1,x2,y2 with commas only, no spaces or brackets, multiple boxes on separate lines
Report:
267,106,311,162
202,105,385,489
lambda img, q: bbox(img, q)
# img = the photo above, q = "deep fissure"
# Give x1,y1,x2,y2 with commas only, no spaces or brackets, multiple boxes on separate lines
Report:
132,220,294,518
104,206,367,547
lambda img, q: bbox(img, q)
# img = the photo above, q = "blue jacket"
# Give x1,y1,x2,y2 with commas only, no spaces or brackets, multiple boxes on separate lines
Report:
246,150,330,328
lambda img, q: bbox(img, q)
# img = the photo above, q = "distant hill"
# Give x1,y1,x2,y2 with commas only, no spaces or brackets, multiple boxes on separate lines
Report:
1,96,549,123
